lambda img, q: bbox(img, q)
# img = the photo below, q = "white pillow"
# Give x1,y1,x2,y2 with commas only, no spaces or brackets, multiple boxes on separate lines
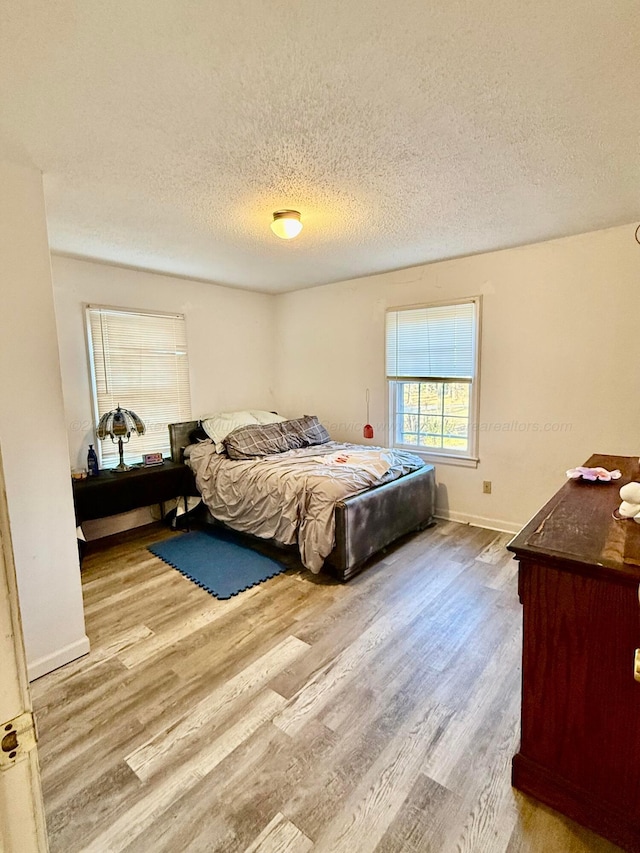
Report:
250,410,288,425
200,411,259,453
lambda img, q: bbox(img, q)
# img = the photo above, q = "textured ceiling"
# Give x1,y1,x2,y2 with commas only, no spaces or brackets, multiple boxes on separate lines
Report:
0,1,639,293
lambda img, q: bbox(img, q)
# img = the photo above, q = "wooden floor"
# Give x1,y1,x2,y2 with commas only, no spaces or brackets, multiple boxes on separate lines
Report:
31,521,623,853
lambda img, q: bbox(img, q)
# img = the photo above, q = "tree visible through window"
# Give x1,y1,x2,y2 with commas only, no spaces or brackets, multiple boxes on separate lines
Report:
386,299,480,458
86,305,192,467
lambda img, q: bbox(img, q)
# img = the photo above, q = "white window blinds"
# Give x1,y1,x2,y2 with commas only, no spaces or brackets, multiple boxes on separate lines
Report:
86,306,192,466
386,301,477,381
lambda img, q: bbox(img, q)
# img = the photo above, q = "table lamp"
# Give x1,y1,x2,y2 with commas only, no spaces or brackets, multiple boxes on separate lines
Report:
96,405,146,472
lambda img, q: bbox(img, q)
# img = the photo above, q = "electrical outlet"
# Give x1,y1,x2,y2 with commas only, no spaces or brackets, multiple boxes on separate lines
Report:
483,480,492,494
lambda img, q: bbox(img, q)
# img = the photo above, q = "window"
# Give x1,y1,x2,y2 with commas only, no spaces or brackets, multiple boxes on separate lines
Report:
86,305,192,467
386,298,480,461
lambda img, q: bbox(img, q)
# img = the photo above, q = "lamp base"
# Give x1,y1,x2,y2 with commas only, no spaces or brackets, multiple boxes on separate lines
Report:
113,437,132,472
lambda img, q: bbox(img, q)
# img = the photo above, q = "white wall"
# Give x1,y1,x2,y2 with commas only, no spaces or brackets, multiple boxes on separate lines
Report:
51,256,276,535
0,162,88,679
274,224,640,531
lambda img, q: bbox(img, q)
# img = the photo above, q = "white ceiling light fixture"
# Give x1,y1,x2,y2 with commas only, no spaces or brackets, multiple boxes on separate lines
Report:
270,209,303,240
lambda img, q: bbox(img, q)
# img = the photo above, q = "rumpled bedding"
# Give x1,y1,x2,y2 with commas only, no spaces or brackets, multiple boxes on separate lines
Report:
186,440,425,572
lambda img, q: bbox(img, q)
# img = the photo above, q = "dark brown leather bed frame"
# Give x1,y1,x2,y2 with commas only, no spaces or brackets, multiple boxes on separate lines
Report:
169,421,436,581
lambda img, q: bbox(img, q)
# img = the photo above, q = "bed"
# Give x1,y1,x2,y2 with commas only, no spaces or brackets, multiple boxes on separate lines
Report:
168,417,436,581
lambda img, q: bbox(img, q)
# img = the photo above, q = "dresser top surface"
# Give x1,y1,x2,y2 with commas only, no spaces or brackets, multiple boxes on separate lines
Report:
508,454,640,583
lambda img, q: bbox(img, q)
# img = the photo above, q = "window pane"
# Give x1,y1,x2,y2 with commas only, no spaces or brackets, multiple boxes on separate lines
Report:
402,383,420,412
420,382,443,414
403,413,419,434
443,383,470,416
419,414,442,435
420,434,442,448
443,416,468,438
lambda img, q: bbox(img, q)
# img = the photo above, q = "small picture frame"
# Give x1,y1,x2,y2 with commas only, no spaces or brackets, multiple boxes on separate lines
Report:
142,452,164,467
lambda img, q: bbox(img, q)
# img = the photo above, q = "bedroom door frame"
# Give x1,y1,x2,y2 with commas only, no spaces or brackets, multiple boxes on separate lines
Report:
0,440,49,852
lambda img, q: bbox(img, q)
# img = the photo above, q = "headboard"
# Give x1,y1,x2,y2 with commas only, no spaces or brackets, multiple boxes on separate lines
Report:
168,420,200,463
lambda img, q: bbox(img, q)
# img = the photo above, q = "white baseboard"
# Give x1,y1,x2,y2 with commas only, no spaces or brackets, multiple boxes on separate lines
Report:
28,635,90,681
434,508,522,535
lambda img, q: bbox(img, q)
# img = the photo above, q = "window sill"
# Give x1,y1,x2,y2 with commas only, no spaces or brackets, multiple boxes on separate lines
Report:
396,448,479,469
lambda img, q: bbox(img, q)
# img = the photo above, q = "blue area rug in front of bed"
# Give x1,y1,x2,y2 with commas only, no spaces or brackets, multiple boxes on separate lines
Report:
148,529,287,600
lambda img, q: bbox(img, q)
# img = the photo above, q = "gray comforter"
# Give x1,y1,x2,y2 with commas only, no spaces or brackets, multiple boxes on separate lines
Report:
186,440,425,572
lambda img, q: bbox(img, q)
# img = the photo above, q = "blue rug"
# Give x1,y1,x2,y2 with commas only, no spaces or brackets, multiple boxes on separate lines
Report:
148,528,287,599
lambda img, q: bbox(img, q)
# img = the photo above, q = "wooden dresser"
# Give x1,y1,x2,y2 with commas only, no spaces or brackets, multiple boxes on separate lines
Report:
508,454,640,852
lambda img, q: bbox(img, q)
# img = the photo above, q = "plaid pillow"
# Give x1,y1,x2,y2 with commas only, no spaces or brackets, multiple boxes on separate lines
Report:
225,415,330,460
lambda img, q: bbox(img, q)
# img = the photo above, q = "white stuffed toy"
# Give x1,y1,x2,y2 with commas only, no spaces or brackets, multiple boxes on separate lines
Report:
618,482,640,523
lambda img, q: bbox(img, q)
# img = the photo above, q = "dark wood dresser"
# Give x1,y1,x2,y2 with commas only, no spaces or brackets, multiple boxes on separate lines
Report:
508,454,640,852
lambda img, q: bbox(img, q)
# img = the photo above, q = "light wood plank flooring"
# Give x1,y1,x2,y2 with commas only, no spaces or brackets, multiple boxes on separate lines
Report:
31,521,623,853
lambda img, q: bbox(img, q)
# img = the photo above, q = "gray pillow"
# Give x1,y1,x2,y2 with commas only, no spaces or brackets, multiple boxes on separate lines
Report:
225,415,330,460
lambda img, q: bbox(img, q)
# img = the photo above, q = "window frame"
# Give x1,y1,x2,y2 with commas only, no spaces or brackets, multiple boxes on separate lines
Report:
386,296,481,467
85,303,192,468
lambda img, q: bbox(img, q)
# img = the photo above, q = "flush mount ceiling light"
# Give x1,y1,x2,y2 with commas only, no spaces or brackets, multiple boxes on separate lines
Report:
270,209,303,240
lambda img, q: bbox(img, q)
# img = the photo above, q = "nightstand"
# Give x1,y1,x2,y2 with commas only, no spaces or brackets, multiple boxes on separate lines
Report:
72,460,193,526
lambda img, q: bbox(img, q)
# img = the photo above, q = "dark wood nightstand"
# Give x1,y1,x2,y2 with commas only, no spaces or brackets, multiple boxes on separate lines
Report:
72,460,193,526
